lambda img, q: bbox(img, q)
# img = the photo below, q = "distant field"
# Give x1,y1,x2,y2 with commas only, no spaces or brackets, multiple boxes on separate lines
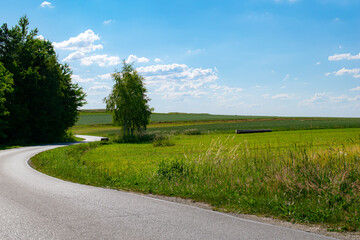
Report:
73,114,360,137
76,110,274,126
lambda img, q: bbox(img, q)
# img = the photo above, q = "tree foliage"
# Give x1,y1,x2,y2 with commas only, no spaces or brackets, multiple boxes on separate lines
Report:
104,62,151,136
0,16,86,144
0,62,13,140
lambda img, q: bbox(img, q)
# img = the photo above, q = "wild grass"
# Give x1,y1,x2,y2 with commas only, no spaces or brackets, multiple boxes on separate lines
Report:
31,129,360,231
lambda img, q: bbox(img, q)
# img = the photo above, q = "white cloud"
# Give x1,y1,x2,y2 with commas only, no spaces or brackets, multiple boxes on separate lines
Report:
325,72,331,76
63,51,85,62
272,94,291,100
53,29,103,53
81,54,120,67
137,63,225,100
316,62,321,65
329,95,347,103
97,73,112,80
40,1,54,8
350,86,360,91
209,84,243,95
126,54,150,63
328,53,360,61
299,92,327,106
72,74,94,83
103,20,112,25
186,49,202,54
262,93,270,99
88,85,112,95
333,67,360,78
349,95,360,102
36,35,45,40
282,74,290,81
154,58,161,63
89,85,111,91
300,92,360,106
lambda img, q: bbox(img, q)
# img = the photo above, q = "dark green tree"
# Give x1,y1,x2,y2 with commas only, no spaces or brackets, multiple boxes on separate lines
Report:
104,61,151,136
0,16,86,144
0,62,13,140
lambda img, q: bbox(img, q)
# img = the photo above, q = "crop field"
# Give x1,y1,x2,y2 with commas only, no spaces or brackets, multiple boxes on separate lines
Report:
73,116,360,138
76,111,275,126
33,127,360,232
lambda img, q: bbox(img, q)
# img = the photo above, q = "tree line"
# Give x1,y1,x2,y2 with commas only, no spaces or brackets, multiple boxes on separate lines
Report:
0,17,85,144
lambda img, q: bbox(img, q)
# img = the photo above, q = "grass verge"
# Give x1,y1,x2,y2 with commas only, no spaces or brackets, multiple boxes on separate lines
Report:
31,129,360,232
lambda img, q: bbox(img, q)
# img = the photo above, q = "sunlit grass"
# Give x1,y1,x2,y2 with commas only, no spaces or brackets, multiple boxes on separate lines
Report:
32,128,360,231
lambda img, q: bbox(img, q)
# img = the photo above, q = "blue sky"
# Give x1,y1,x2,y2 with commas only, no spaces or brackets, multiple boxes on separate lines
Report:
1,0,360,117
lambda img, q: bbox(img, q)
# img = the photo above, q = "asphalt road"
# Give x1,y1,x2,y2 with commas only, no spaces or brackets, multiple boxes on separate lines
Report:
0,135,340,240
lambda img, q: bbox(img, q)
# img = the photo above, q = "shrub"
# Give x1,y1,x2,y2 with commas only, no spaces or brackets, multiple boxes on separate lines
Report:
183,129,202,135
153,135,175,147
157,158,192,180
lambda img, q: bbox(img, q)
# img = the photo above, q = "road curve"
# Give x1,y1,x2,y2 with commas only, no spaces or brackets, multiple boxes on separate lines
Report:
0,135,339,240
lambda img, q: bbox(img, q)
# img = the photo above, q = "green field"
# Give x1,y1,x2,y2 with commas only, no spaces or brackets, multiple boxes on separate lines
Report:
30,111,360,232
34,121,360,232
76,111,275,125
73,117,360,138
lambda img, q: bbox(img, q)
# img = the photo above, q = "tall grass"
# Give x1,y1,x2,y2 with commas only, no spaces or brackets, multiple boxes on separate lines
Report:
157,137,360,231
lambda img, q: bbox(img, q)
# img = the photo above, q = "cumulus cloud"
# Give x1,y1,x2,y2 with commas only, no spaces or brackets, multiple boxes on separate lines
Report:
209,84,243,95
186,49,202,55
126,54,150,63
349,95,360,102
350,86,360,91
103,20,112,25
72,75,94,83
328,53,360,61
81,54,120,67
54,30,121,67
136,63,244,107
40,1,54,8
282,74,290,81
53,30,103,53
88,85,112,95
272,94,291,100
97,73,112,80
299,93,327,106
154,58,161,63
333,67,360,78
36,35,45,40
89,85,111,91
63,51,86,62
137,63,225,100
300,92,359,106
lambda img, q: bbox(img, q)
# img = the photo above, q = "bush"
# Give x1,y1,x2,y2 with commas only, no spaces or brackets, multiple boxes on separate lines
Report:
113,133,155,143
157,157,192,180
153,135,175,147
183,129,202,135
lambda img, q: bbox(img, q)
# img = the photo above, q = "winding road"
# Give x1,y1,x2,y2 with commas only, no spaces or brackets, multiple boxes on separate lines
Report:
0,135,341,239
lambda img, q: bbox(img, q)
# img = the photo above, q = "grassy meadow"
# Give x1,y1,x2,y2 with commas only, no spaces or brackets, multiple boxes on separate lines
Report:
31,111,360,232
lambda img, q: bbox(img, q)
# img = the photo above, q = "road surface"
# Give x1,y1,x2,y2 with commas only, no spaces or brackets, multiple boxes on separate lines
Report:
0,135,340,239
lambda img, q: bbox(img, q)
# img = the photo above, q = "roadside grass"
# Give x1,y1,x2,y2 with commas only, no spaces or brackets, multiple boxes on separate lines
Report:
31,128,360,231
